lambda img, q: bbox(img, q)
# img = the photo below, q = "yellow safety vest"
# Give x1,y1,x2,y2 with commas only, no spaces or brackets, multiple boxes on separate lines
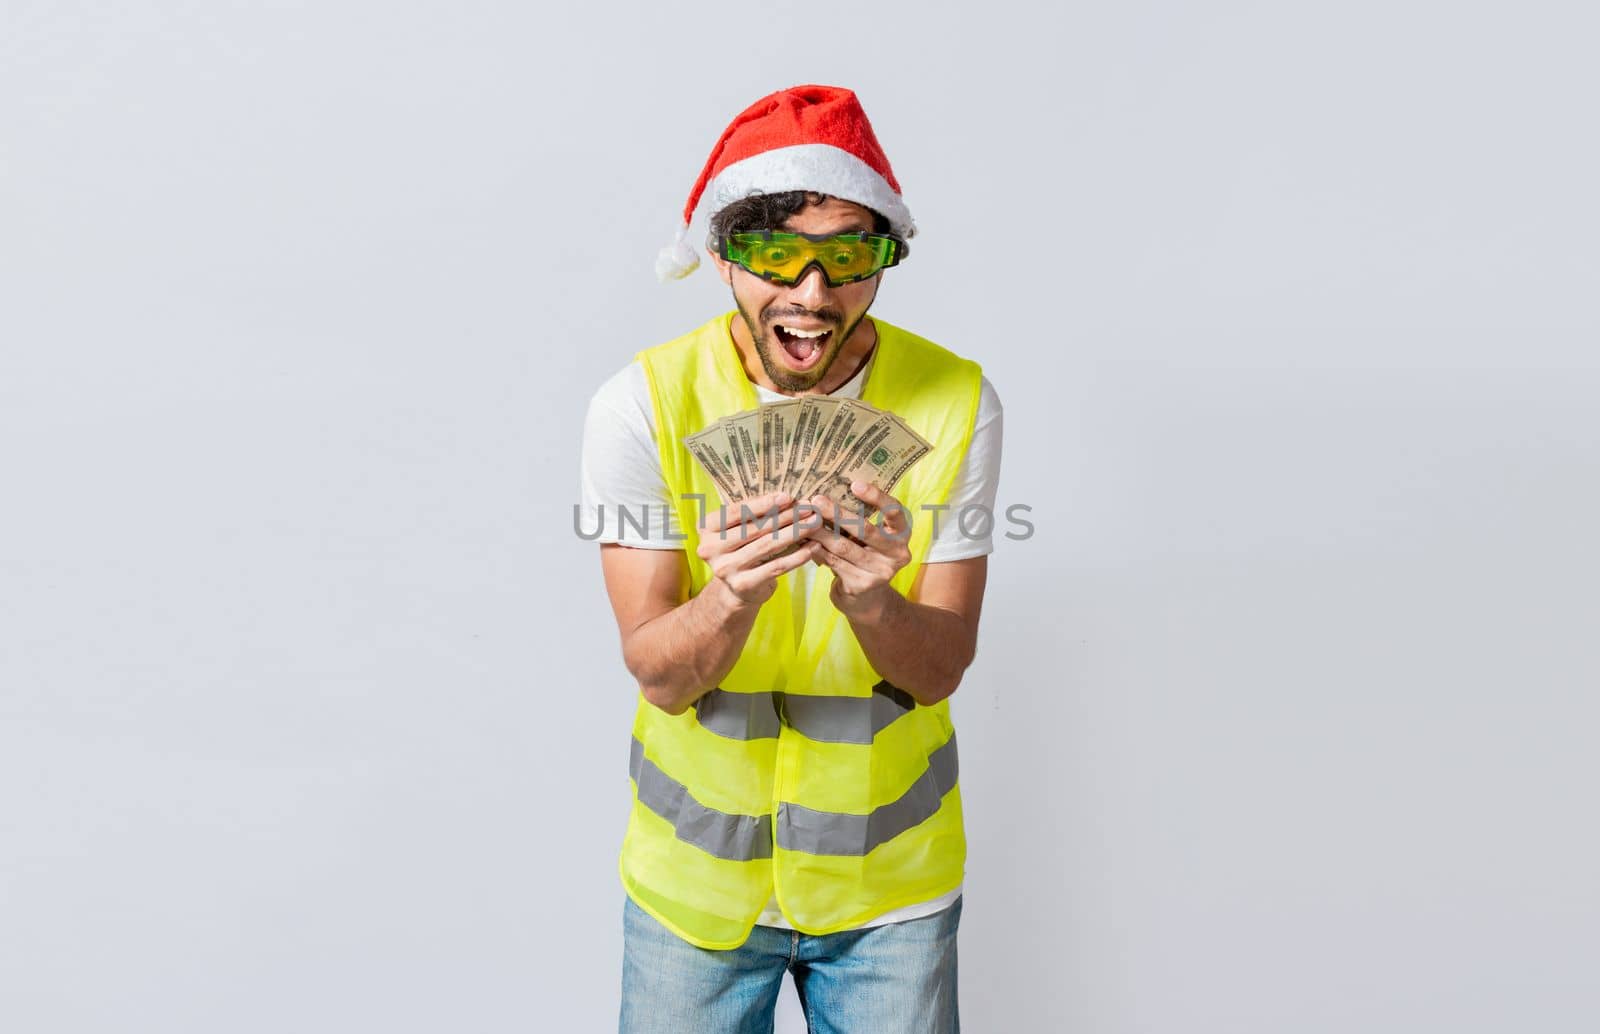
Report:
618,311,983,949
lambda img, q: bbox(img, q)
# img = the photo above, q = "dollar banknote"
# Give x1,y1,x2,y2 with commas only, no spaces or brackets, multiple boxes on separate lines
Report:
721,410,764,500
759,400,801,497
776,397,839,499
683,397,934,546
683,423,744,504
807,413,932,526
790,399,881,503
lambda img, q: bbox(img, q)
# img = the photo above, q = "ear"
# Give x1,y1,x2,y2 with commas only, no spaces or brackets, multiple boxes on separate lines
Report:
708,247,735,287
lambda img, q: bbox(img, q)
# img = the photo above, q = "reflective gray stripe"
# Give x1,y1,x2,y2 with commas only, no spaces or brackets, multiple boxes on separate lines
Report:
693,688,781,741
629,736,772,861
780,680,918,744
776,733,959,857
691,681,916,744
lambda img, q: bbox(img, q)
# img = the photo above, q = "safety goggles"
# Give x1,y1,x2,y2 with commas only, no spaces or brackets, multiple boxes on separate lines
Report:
716,230,906,287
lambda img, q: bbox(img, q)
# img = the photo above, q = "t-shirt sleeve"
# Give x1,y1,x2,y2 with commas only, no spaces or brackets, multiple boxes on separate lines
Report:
577,361,686,549
922,375,1004,563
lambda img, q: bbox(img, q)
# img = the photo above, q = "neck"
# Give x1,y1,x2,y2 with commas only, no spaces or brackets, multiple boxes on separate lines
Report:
729,314,878,397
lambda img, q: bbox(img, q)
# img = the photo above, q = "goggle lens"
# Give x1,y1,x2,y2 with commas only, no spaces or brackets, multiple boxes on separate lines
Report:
720,231,903,286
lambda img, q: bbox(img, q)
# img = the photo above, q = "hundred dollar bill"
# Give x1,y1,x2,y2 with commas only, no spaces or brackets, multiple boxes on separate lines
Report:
760,400,801,497
684,422,745,505
808,413,934,528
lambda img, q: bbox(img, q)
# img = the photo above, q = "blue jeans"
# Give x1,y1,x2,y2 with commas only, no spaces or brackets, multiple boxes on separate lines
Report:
619,894,961,1033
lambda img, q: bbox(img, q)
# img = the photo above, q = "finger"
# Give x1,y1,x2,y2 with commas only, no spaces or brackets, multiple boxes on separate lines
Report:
838,483,902,544
725,517,823,572
849,480,910,537
846,479,888,509
702,491,794,535
701,496,807,550
808,493,877,548
727,540,816,596
699,504,794,563
806,537,871,588
808,521,878,571
759,540,818,577
789,500,829,535
809,503,909,582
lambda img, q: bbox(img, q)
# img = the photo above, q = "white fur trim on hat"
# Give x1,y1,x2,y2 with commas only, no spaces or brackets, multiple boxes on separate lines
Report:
703,143,916,238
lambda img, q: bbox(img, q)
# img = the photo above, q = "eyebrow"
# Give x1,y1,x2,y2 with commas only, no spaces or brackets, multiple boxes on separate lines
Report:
778,222,875,235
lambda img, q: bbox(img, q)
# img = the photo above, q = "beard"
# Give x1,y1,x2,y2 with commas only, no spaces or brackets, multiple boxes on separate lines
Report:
735,298,869,393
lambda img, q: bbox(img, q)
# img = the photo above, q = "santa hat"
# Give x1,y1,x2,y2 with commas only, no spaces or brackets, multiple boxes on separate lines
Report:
656,84,915,282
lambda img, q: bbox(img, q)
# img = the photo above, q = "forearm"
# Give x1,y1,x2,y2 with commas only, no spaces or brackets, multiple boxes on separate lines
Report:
625,577,760,715
844,588,976,707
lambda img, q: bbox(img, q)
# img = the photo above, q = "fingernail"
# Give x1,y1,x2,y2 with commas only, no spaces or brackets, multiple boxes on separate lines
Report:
774,492,792,505
850,480,869,494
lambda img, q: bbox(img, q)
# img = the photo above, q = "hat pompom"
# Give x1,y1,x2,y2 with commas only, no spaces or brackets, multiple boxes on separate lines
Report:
655,226,701,282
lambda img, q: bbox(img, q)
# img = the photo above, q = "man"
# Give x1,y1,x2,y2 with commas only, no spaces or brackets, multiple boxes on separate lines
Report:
579,84,1003,1033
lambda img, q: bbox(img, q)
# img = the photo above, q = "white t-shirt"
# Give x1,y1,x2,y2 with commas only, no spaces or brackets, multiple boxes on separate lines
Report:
581,330,1002,929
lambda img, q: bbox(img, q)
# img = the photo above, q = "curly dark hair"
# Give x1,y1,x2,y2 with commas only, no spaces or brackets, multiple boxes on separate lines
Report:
707,191,910,260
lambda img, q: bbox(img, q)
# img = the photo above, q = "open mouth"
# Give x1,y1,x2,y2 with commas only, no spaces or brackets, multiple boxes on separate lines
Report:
772,323,832,370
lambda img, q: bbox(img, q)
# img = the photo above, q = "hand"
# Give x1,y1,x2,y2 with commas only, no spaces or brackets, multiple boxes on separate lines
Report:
695,490,821,607
806,481,913,622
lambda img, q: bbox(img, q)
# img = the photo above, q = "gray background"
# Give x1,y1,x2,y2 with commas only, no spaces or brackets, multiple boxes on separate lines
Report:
3,1,1596,1031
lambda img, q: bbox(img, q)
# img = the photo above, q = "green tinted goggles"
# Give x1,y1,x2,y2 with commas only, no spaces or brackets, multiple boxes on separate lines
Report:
717,230,906,287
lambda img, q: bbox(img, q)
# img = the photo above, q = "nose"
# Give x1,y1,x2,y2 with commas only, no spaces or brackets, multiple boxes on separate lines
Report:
786,262,832,306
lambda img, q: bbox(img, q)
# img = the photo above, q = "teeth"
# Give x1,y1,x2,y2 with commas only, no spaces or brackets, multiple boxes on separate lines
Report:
779,325,828,339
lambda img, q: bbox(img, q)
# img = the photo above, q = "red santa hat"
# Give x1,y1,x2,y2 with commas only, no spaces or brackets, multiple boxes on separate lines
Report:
656,84,915,282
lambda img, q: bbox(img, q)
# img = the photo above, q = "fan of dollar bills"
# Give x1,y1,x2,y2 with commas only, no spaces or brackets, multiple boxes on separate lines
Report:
684,397,934,525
